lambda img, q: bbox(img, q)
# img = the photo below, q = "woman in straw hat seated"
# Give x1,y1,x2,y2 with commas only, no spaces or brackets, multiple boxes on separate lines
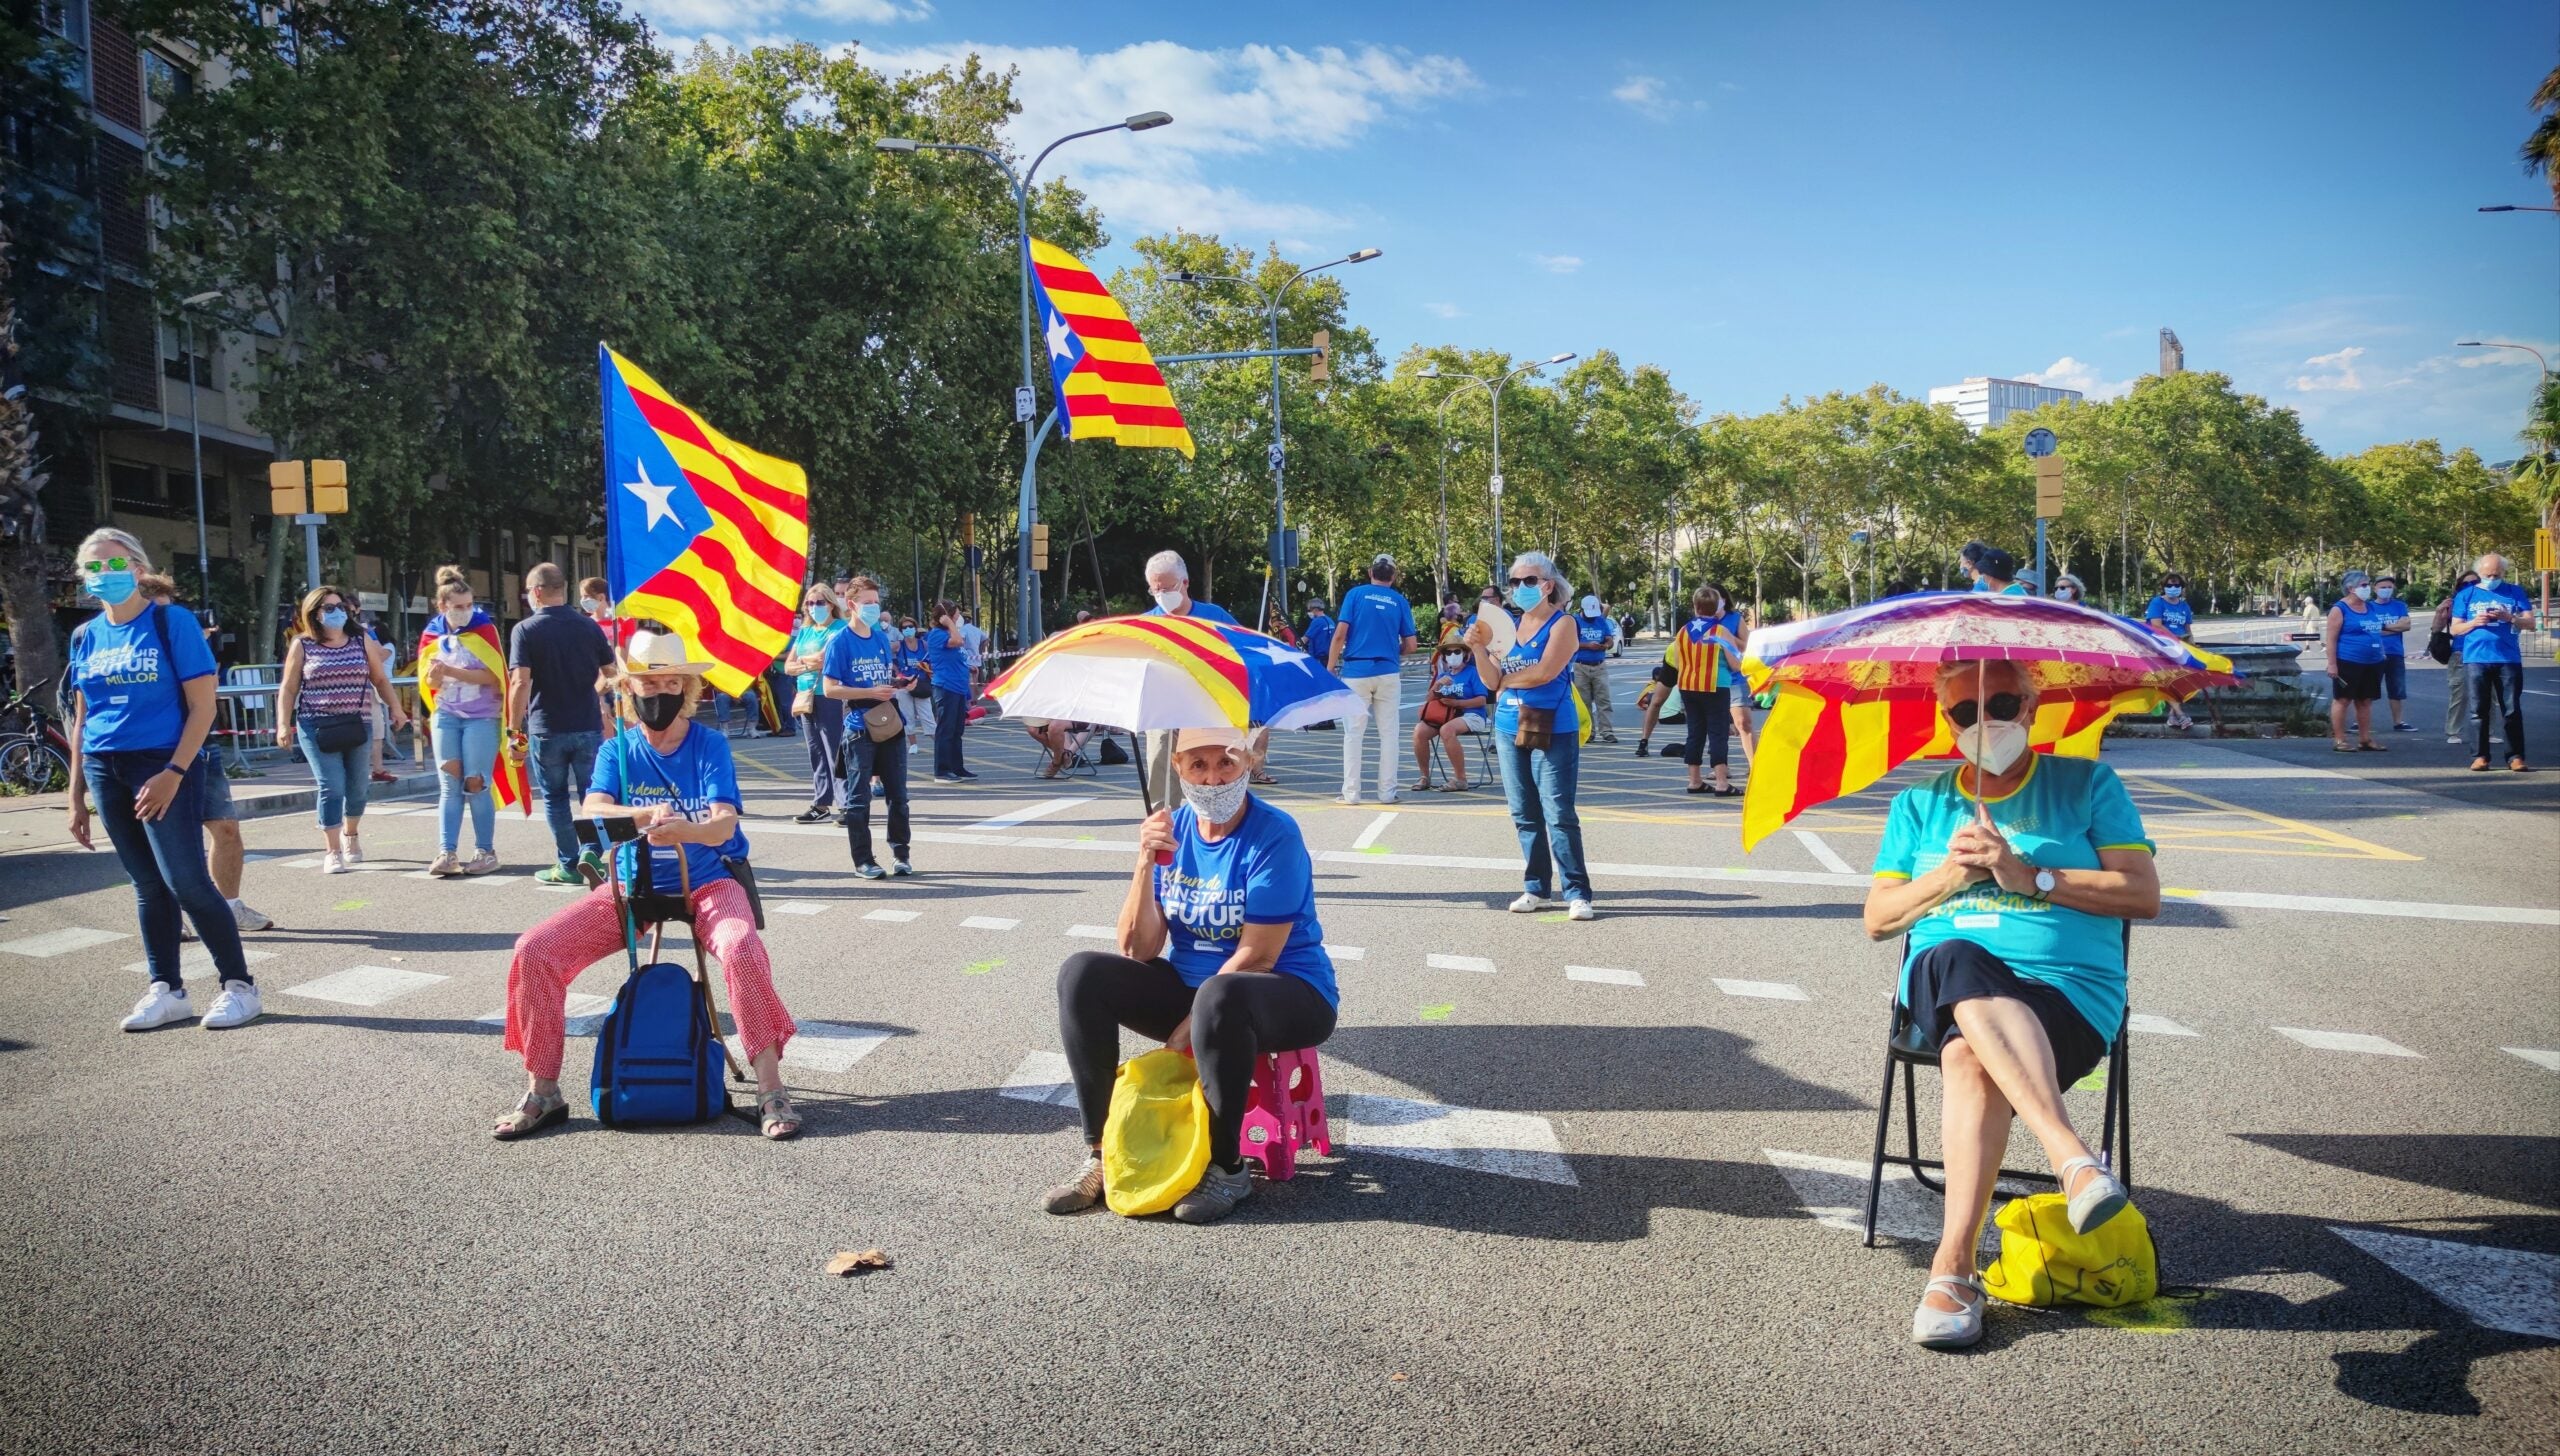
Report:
492,626,802,1142
1042,726,1339,1225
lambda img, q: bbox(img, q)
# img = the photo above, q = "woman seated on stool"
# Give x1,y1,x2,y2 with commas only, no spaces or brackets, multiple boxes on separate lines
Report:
1045,726,1339,1224
1412,642,1490,790
1862,658,2160,1350
494,627,802,1142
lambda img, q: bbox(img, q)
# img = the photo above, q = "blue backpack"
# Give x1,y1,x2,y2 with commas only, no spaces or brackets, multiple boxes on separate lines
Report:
587,840,735,1127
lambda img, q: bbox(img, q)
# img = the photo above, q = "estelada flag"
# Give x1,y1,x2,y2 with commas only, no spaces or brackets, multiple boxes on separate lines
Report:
599,345,810,699
416,606,532,814
1028,239,1195,456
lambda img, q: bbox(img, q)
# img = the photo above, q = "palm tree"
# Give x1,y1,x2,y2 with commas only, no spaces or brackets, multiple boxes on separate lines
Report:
2528,64,2560,205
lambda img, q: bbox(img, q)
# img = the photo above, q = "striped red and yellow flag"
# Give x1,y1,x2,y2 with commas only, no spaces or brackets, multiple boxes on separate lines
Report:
1028,239,1195,456
599,345,810,699
415,609,532,814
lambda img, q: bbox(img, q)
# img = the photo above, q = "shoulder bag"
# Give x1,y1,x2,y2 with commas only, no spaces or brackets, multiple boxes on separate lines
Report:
861,700,904,743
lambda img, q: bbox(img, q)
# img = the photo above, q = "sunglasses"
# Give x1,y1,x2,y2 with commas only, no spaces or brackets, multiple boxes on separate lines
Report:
81,557,132,573
1506,576,1543,588
1945,693,2024,729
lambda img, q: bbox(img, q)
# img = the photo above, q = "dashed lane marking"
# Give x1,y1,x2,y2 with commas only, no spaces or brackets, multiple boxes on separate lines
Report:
1565,965,1645,987
1714,978,1810,1002
1427,953,1497,974
1337,1094,1576,1187
1352,812,1397,851
863,909,922,923
732,1020,891,1074
960,916,1021,932
1792,830,1856,876
118,947,280,978
2128,1013,2201,1037
997,1050,1079,1107
279,965,449,1007
769,901,830,916
969,796,1096,831
1765,1147,1957,1247
2502,1047,2560,1073
476,993,613,1036
2162,888,2557,925
2274,1027,2422,1058
1330,946,1366,961
1063,924,1116,940
1,927,130,959
2329,1227,2560,1340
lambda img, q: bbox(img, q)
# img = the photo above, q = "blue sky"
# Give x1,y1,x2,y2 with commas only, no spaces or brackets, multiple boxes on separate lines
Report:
644,0,2558,459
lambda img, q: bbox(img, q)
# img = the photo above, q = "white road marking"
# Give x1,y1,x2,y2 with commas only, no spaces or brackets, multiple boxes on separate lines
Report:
1329,946,1366,961
1063,924,1116,940
2329,1227,2560,1340
118,947,280,978
1427,953,1496,974
476,993,613,1036
1764,1148,1970,1247
969,796,1095,831
1352,811,1397,850
2119,766,2353,781
2171,889,2559,927
733,1019,890,1074
768,900,830,916
1713,978,1810,1001
2502,1047,2560,1073
281,857,325,869
1,927,130,959
997,1050,1079,1107
1792,830,1856,876
960,916,1020,932
1337,1094,1576,1187
2274,1027,2422,1058
2128,1013,2202,1038
2525,689,2559,699
1565,965,1645,987
279,965,449,1007
863,909,921,923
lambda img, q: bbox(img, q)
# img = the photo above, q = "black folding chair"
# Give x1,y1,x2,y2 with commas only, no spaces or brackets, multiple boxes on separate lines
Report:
1862,924,2133,1248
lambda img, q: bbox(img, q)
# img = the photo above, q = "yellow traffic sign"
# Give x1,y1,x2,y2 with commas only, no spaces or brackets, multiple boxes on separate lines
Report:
267,460,306,516
309,459,348,515
2537,526,2555,573
268,458,350,516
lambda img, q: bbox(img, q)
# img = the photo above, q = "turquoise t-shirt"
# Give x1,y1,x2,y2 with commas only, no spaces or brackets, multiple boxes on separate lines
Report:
1154,796,1338,1007
1871,754,2153,1041
788,618,845,693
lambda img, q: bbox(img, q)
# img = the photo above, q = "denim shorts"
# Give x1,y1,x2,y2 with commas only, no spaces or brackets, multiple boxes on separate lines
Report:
198,747,237,823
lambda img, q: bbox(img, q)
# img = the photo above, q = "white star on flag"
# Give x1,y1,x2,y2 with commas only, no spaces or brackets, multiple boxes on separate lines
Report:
622,458,680,531
1045,310,1075,361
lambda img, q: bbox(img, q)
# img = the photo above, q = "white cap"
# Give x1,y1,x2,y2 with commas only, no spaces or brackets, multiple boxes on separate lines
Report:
1580,595,1601,614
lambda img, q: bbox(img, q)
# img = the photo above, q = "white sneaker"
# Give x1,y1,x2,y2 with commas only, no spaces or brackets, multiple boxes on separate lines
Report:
233,901,274,933
1336,793,1361,806
341,839,365,866
121,982,195,1031
1379,788,1403,804
461,850,499,876
201,979,263,1030
323,851,348,874
427,852,462,878
1507,893,1551,913
1567,898,1597,921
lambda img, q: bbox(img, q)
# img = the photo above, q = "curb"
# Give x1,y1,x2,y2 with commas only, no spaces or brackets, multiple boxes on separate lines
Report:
228,772,443,823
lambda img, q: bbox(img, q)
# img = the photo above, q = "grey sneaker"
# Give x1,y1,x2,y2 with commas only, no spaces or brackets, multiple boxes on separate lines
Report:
1042,1151,1106,1215
2062,1155,2129,1233
1171,1161,1255,1225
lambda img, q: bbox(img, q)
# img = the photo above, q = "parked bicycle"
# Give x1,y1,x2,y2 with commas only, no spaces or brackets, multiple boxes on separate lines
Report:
0,674,73,795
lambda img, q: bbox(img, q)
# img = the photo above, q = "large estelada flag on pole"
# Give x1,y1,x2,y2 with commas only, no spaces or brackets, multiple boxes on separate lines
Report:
600,345,810,699
1028,239,1195,456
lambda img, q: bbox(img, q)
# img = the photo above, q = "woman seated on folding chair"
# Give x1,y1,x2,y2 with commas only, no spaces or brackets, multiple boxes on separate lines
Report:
1862,658,2160,1349
1412,642,1491,790
1044,726,1339,1225
1026,717,1094,779
494,627,802,1143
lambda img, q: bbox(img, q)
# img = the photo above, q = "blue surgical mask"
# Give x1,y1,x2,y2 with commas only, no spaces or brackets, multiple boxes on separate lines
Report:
321,608,348,631
2163,586,2183,601
2480,574,2502,589
2350,585,2372,602
809,603,833,622
90,569,138,606
1509,584,1544,611
857,602,882,627
2376,585,2395,601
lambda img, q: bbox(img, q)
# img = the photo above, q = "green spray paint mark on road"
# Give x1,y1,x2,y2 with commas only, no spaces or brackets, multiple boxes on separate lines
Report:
333,899,369,912
1539,912,1568,924
1418,1002,1456,1022
963,958,1005,976
1361,844,1393,855
2072,1064,2109,1094
2087,1290,2215,1333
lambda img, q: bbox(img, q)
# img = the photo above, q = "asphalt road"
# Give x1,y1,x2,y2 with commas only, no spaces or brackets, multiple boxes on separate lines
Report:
2,649,2554,1454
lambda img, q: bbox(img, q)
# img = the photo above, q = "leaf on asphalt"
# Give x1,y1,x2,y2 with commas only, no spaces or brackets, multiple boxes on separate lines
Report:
333,899,368,911
1418,1002,1455,1022
826,1248,893,1277
1389,1372,1409,1382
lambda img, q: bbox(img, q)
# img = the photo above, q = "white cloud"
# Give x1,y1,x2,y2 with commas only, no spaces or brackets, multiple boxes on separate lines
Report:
2289,346,2368,393
2016,355,2132,401
1531,253,1583,274
1611,74,1689,122
1423,301,1466,319
858,41,1477,241
640,0,928,32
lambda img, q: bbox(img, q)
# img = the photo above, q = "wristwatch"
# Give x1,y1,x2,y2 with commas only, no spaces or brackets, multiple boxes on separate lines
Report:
2032,867,2057,900
165,761,188,779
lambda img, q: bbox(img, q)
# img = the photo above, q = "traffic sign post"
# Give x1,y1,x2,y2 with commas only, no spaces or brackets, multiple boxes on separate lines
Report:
268,458,349,592
2025,434,2063,596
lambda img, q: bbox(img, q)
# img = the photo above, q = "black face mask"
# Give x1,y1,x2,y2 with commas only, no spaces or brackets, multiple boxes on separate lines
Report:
634,692,686,731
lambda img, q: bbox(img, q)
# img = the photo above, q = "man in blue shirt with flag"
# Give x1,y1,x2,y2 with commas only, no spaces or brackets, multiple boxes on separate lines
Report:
2450,551,2536,772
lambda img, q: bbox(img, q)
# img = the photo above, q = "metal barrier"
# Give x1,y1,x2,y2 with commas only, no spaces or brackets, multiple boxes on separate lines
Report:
214,669,420,771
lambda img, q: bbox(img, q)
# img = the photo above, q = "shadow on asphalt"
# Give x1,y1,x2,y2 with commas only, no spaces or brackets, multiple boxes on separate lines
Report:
1,847,150,912
1325,1022,1863,1114
2232,1132,2560,1211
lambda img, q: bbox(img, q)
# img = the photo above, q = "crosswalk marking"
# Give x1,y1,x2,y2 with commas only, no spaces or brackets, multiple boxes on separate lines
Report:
1329,946,1365,961
279,965,449,1007
2502,1047,2560,1073
1352,812,1397,851
477,993,613,1036
1762,1148,2007,1250
863,909,921,923
119,947,280,978
1792,830,1855,876
997,1050,1079,1107
1427,953,1496,974
2274,1027,2421,1058
1565,965,1645,987
970,796,1096,831
2330,1227,2560,1340
960,916,1021,932
732,1020,891,1074
1714,978,1810,1002
2,927,130,959
768,901,831,916
1337,1094,1575,1187
2128,1013,2201,1037
1063,924,1116,940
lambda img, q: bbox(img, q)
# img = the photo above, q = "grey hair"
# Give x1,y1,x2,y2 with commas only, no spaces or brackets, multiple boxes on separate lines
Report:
1144,549,1190,584
1932,658,2036,699
1509,551,1571,607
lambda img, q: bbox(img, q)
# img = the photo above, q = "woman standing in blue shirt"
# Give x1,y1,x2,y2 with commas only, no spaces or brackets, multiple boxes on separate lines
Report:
1465,551,1595,920
2323,570,2388,753
784,584,846,823
923,599,976,783
822,575,914,877
63,529,260,1032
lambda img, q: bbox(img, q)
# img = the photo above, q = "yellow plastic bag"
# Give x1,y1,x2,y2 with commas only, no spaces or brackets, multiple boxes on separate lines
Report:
1101,1049,1211,1217
1569,686,1594,745
1982,1192,2159,1308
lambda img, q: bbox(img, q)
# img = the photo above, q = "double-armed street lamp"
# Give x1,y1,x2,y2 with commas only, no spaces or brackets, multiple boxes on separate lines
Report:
2458,339,2557,618
1168,247,1381,622
1420,352,1575,583
178,289,223,591
876,110,1173,648
2478,204,2560,214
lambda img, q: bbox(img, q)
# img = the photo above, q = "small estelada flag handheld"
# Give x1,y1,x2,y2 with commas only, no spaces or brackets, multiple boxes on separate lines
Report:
599,345,810,700
416,606,532,814
1028,239,1195,457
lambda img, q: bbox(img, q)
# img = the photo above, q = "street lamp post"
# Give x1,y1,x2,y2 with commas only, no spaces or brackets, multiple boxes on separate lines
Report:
2478,204,2560,213
1168,248,1381,624
876,111,1171,650
178,290,222,594
2457,339,2557,618
1420,352,1574,580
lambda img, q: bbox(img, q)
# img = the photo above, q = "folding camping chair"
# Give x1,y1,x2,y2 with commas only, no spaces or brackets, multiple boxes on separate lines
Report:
575,818,762,1117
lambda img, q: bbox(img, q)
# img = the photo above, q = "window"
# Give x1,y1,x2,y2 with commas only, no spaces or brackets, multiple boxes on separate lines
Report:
108,460,164,515
499,530,517,570
142,51,194,116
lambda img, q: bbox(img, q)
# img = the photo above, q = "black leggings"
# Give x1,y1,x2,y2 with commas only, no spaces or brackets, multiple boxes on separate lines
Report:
1679,687,1731,768
1057,950,1337,1168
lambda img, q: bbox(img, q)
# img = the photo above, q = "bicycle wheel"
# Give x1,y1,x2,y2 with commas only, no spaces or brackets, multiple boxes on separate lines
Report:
0,738,71,794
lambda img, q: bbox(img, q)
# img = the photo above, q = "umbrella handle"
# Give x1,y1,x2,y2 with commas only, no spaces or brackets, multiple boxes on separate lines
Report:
1128,731,1176,866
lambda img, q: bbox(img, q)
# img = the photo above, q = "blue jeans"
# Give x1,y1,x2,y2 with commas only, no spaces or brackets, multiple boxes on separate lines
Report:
841,724,912,867
531,729,602,869
297,723,372,830
2469,661,2526,761
433,713,499,855
2378,654,2406,703
932,687,969,777
83,750,250,990
804,696,846,809
1498,731,1592,902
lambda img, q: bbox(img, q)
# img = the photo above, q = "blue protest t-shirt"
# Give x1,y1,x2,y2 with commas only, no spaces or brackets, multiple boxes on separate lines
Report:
1571,612,1615,665
1154,795,1337,1007
72,603,216,755
1491,611,1579,739
789,619,845,692
2371,598,2410,657
2333,599,2391,665
921,627,970,693
2451,582,2532,664
588,722,747,890
1430,660,1489,705
2142,596,2193,640
824,623,902,722
1329,584,1413,678
1872,755,2152,1042
1302,613,1336,663
1148,600,1240,626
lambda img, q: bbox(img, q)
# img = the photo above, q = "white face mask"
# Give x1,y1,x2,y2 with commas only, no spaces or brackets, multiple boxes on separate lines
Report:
1954,717,2031,775
1152,589,1187,614
442,607,472,630
2056,587,2079,603
2376,585,2395,601
1184,772,1249,824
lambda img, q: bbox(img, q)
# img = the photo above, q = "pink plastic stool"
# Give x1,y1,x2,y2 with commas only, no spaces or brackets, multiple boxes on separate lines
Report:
1237,1047,1332,1181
